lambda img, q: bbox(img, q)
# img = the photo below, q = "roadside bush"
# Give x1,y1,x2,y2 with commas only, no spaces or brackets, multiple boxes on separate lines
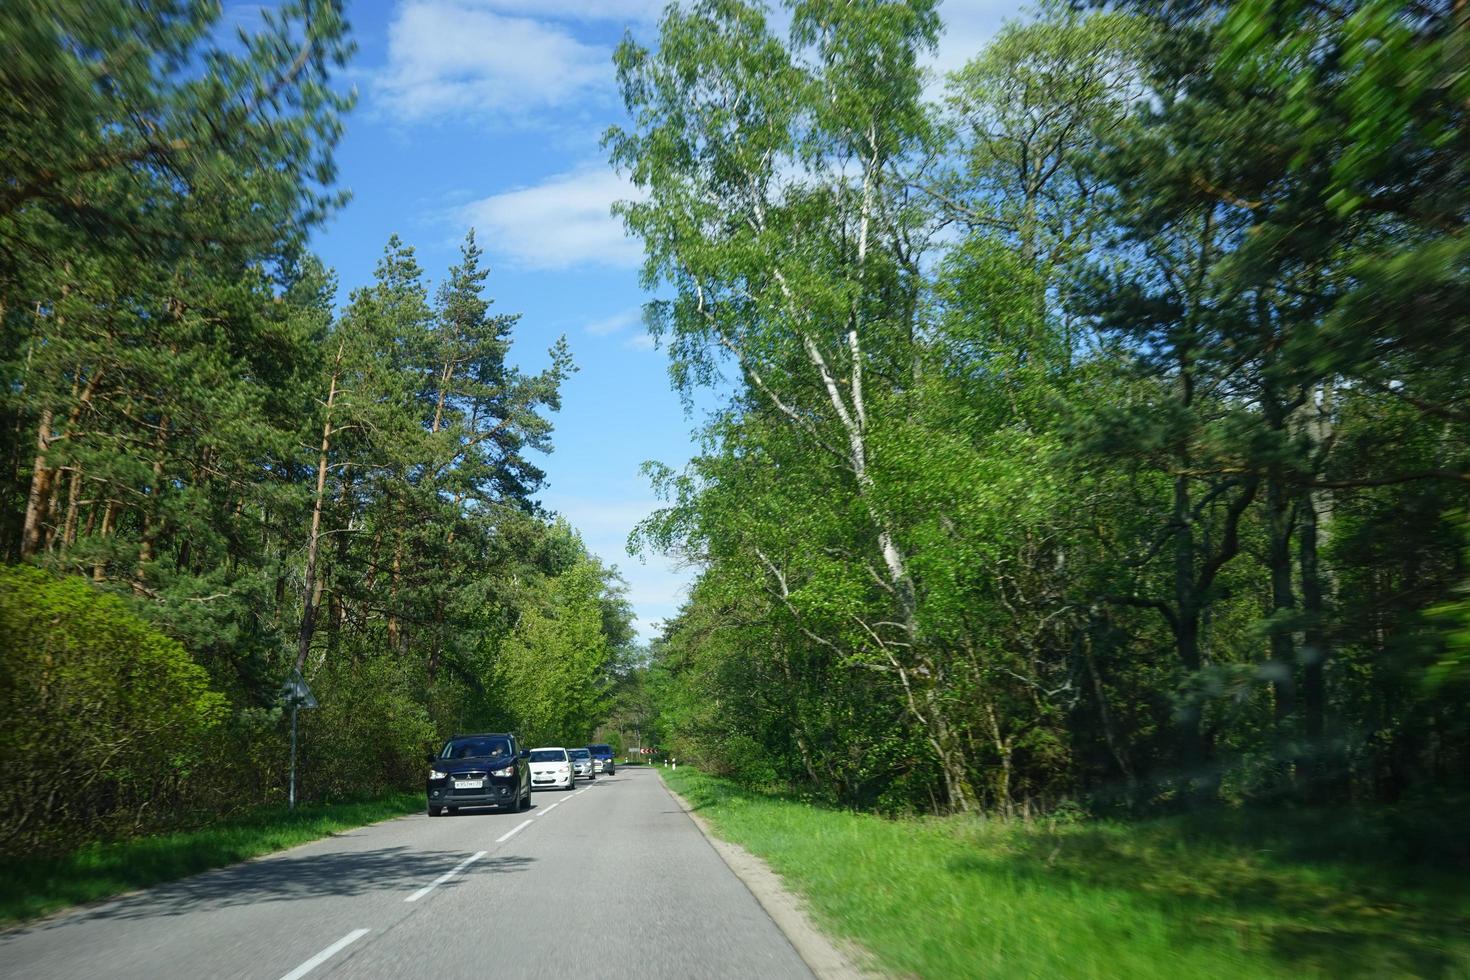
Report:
297,652,433,801
0,565,227,854
189,706,289,813
700,734,781,788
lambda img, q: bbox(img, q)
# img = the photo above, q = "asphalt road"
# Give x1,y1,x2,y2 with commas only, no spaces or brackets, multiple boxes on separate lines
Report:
0,767,814,979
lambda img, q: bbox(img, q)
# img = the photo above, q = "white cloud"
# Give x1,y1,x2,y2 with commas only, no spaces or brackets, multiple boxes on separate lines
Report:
459,165,644,270
376,0,1021,122
623,332,657,351
469,0,664,21
376,2,611,120
585,307,642,337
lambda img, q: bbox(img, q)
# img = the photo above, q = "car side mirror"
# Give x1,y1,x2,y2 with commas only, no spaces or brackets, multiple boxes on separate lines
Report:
519,748,529,759
425,752,436,764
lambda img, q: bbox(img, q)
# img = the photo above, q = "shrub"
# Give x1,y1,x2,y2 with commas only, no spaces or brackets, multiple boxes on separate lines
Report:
297,652,434,801
0,565,227,854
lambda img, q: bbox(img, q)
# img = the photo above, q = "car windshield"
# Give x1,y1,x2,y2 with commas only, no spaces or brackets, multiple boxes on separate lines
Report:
529,749,566,762
569,748,591,759
440,737,511,760
589,744,611,754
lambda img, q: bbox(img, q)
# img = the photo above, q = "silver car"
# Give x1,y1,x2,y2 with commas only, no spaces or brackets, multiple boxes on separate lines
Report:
568,746,595,781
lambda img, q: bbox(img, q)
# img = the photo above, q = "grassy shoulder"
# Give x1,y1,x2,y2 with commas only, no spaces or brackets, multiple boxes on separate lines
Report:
662,768,1470,979
0,793,422,927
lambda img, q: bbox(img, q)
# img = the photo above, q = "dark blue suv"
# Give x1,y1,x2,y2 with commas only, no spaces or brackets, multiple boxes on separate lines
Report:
426,733,531,816
588,743,615,775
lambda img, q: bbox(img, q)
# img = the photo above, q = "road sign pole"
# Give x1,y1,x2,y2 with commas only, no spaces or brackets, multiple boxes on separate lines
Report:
280,669,315,813
289,702,298,811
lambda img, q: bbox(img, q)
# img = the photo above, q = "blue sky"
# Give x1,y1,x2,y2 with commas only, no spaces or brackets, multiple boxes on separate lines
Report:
287,0,1021,642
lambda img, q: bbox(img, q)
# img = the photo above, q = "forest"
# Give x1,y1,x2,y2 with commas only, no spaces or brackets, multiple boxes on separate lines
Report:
609,0,1470,816
0,0,634,855
1,0,1467,865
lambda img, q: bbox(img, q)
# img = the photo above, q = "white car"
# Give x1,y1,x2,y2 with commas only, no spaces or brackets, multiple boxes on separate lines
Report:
528,747,574,791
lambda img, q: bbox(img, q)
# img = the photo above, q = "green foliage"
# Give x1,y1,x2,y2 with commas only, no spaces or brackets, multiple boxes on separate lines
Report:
0,5,631,862
1428,517,1470,691
621,0,1468,819
1,0,1464,925
0,565,226,851
299,656,435,801
494,530,616,746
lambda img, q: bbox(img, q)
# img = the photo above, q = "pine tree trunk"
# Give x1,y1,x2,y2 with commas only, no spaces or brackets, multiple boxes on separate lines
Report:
1171,471,1214,803
387,535,403,654
296,341,343,673
1299,491,1331,799
42,460,63,553
134,417,169,596
1298,383,1336,801
326,474,353,660
20,407,54,557
24,358,105,559
1169,309,1217,803
427,597,443,682
326,589,343,659
423,361,453,676
1264,389,1299,794
296,345,345,675
93,499,117,581
431,359,454,434
62,464,82,547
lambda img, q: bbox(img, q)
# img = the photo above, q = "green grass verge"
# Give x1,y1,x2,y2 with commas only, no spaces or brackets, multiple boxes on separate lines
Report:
662,768,1470,979
0,793,422,927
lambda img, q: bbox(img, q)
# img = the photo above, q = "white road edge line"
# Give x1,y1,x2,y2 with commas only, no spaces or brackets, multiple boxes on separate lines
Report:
536,802,560,817
405,850,486,903
496,818,534,843
278,928,369,980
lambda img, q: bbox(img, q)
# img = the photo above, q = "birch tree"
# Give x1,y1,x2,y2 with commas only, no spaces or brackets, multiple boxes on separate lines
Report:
609,0,991,808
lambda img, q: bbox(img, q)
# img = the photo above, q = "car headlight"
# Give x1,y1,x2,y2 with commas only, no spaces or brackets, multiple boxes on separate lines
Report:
491,764,516,777
429,769,447,780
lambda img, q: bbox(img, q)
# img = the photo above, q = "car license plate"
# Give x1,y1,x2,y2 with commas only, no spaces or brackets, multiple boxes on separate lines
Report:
454,778,483,789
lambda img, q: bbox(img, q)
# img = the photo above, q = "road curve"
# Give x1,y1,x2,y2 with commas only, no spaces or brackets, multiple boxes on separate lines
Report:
0,767,813,979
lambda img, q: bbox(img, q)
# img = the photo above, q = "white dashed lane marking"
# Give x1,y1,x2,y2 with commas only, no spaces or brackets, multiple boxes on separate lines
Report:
495,819,533,844
277,928,369,980
404,851,486,903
